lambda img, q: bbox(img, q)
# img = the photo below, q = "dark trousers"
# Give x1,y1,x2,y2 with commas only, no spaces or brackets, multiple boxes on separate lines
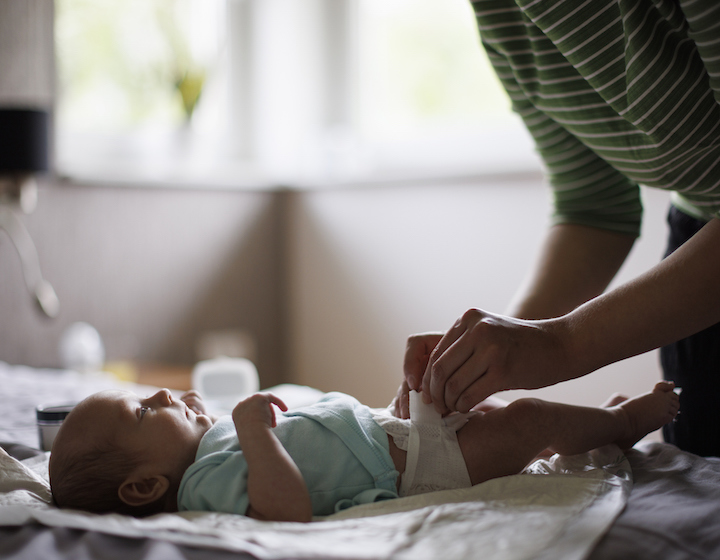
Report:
661,206,720,457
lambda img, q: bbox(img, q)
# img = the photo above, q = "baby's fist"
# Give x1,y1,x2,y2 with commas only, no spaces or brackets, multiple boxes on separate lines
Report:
233,392,288,429
181,390,208,415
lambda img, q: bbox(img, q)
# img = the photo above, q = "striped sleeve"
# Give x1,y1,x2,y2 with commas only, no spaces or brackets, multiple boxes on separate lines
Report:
471,0,720,225
680,0,720,108
478,8,643,235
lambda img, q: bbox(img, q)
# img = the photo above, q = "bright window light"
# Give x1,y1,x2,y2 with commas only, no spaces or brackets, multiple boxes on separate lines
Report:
54,0,538,187
358,0,510,133
355,0,537,178
55,0,234,184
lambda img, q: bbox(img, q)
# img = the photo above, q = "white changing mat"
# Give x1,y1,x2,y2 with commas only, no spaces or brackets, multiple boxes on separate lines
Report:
0,445,631,560
0,361,630,560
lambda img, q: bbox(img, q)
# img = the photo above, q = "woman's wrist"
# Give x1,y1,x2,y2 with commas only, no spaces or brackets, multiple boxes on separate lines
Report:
541,313,588,385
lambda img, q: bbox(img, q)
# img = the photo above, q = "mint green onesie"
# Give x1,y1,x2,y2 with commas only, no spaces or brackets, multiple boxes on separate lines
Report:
177,393,399,517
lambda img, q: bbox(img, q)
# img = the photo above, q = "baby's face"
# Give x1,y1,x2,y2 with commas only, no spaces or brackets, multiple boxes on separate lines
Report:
69,389,213,480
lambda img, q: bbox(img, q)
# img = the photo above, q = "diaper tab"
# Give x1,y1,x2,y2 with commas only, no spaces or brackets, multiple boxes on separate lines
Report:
409,391,442,425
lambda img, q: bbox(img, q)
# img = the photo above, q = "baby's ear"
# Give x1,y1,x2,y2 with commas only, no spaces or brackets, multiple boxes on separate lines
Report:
118,475,170,507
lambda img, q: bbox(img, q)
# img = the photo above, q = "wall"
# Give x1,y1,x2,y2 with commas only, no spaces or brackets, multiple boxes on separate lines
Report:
1,169,673,423
0,178,287,388
0,0,54,109
287,175,672,414
0,0,675,423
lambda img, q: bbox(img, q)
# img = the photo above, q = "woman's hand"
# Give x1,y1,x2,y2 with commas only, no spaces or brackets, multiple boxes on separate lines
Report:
420,309,569,415
394,333,444,418
391,380,411,419
403,332,444,391
405,220,720,418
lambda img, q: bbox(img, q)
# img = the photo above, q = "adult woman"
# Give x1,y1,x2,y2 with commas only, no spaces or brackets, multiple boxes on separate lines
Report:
400,0,720,457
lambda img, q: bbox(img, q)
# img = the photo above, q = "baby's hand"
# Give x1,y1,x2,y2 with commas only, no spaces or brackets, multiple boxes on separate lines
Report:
233,393,288,430
181,390,209,415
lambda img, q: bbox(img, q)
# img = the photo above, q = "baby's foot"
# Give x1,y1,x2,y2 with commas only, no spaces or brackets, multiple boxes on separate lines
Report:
601,393,628,408
613,381,680,450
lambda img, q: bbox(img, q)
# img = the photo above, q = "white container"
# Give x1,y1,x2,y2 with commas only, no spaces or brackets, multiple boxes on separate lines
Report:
36,404,75,451
192,357,260,414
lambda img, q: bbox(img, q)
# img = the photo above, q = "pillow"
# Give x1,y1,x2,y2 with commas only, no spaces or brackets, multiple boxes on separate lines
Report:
0,442,45,461
0,446,52,509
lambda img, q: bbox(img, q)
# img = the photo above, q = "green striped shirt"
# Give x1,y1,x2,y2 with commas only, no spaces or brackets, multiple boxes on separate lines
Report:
471,0,720,235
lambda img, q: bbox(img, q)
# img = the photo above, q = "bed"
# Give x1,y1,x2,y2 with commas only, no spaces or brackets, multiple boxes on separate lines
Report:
1,362,720,560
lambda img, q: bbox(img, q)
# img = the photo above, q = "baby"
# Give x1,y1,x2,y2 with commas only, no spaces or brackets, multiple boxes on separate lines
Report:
49,381,680,521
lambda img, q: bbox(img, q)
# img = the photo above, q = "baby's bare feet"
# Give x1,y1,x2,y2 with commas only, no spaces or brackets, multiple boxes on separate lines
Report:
601,393,628,408
614,381,680,449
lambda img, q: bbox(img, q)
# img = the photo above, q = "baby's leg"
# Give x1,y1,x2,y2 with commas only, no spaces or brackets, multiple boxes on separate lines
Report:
457,381,679,485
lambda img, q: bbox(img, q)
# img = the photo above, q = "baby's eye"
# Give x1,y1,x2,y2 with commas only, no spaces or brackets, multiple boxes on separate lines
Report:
139,406,149,418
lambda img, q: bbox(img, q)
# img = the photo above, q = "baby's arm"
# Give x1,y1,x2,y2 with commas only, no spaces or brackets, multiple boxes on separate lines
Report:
233,393,312,522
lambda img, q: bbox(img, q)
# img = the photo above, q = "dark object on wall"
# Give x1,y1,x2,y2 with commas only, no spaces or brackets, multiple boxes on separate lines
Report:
0,107,58,318
0,108,49,172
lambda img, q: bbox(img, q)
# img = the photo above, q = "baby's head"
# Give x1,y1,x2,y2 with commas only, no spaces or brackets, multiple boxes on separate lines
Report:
49,388,212,516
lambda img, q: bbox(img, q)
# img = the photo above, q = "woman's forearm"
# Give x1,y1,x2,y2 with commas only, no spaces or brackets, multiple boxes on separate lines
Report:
560,218,720,377
507,223,636,319
420,219,720,412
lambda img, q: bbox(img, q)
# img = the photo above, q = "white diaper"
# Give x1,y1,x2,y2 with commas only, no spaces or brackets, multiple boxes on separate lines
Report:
373,392,473,497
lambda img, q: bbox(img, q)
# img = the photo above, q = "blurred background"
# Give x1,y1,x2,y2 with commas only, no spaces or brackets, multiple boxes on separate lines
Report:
1,0,668,417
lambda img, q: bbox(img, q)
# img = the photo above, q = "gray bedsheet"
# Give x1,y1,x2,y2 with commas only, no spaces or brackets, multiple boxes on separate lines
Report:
1,361,719,560
1,442,719,560
590,443,720,560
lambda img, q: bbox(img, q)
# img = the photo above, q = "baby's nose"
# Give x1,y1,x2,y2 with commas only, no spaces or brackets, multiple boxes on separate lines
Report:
149,388,173,406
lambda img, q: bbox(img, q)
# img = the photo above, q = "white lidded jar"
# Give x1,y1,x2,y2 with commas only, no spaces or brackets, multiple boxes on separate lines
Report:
36,404,74,451
192,357,260,415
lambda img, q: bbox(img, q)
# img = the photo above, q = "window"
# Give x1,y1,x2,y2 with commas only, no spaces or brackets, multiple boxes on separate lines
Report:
54,0,538,187
55,0,234,184
358,0,515,172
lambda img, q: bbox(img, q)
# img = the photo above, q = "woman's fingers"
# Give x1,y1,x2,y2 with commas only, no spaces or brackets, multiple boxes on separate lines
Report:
439,346,500,413
412,308,569,415
423,308,542,413
403,333,444,391
422,309,489,411
392,380,411,419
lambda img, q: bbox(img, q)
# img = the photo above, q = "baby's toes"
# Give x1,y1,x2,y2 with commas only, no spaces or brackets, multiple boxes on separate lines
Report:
654,381,675,393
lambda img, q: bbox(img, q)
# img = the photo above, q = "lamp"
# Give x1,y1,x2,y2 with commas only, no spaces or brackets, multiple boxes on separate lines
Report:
0,108,49,211
0,107,59,318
